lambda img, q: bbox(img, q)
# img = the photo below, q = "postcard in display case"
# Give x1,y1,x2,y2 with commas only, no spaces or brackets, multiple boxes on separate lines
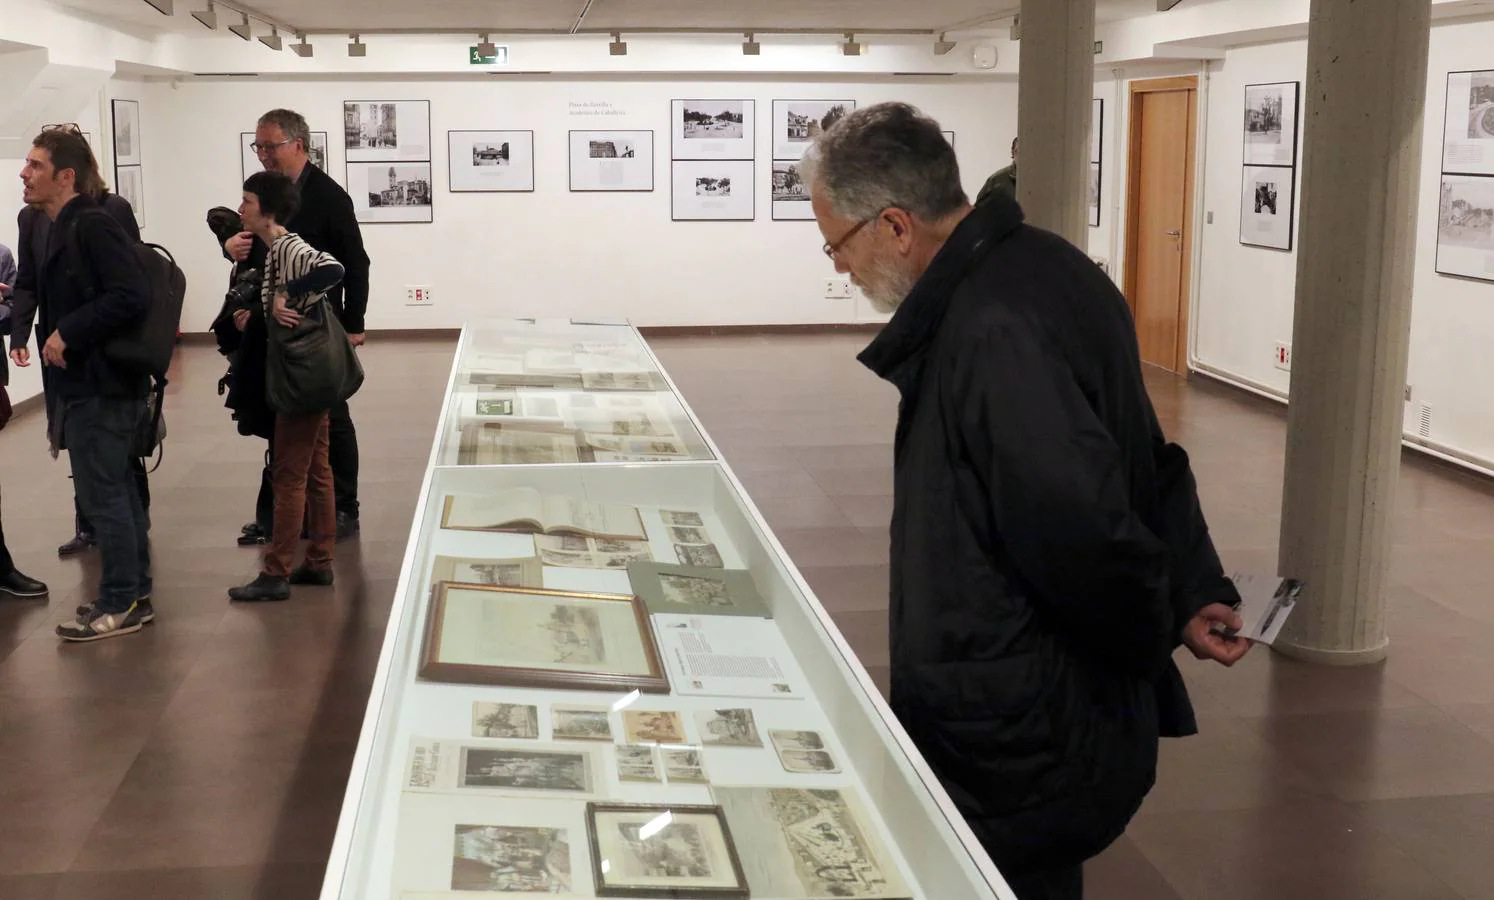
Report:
552,706,615,741
628,561,770,618
471,702,540,739
586,803,750,898
695,708,763,748
456,421,589,466
440,488,647,540
536,535,654,570
391,793,587,897
406,738,603,800
431,554,543,588
419,584,670,693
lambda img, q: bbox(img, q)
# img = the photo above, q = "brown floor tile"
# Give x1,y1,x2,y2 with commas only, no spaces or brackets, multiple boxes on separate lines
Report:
747,493,855,530
1085,836,1184,900
1351,794,1494,900
1178,645,1430,719
798,564,891,614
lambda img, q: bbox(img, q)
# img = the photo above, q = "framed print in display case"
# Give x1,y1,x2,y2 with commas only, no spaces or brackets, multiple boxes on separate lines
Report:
241,131,328,183
111,98,141,166
1435,173,1494,283
570,130,654,192
1444,69,1494,176
672,99,755,160
343,100,431,162
1239,165,1296,251
671,160,755,221
771,160,813,221
586,803,749,898
418,584,671,693
1242,82,1300,167
627,561,769,617
431,554,543,589
347,161,433,224
448,130,535,192
772,99,855,160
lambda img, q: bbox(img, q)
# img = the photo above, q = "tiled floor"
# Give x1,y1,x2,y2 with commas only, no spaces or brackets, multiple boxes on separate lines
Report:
1,332,1492,899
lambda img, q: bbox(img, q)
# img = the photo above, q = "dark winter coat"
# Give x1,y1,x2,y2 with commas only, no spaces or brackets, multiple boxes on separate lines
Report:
857,191,1238,876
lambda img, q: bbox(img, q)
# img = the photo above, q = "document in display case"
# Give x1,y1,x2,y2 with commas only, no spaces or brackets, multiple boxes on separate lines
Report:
319,319,1016,900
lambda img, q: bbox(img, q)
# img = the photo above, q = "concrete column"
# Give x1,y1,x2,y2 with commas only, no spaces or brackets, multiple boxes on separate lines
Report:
1016,0,1095,245
1275,0,1432,665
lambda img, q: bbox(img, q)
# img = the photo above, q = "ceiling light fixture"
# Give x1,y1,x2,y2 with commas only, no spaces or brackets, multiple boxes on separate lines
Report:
348,33,367,57
260,26,283,50
228,12,252,40
1010,15,1021,41
190,0,217,29
842,33,862,56
141,0,173,14
477,33,497,57
934,32,957,55
608,32,627,56
291,33,313,57
742,32,760,55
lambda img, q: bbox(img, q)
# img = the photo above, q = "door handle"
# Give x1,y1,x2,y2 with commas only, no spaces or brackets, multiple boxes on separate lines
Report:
1165,229,1181,237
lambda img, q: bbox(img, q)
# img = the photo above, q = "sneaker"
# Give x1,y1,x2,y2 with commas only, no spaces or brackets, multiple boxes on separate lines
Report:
57,602,144,642
228,573,290,603
0,570,49,599
58,532,97,557
289,565,334,587
77,596,153,624
335,512,360,544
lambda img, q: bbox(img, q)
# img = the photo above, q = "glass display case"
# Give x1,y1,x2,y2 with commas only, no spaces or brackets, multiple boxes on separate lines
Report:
320,320,1015,900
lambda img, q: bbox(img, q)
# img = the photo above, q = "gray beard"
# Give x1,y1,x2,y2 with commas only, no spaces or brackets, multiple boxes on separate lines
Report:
860,256,921,314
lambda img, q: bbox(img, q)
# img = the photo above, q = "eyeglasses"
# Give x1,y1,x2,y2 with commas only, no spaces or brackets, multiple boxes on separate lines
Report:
250,139,292,153
822,214,879,261
41,123,83,136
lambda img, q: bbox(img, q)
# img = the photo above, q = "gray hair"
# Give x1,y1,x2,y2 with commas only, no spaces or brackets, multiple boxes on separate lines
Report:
800,101,966,222
258,108,311,152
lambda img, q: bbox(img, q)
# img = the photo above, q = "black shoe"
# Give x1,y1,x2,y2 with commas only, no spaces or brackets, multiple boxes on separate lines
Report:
335,512,360,543
78,596,153,624
241,522,265,537
289,565,334,587
57,602,144,642
0,570,49,599
58,533,97,557
237,529,269,547
228,573,290,603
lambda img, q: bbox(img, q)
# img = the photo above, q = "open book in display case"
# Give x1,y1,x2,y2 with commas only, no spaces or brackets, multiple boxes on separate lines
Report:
319,318,1018,900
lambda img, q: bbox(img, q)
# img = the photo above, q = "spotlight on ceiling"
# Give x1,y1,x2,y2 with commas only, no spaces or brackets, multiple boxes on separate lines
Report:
609,32,627,56
742,32,760,55
141,0,173,14
1158,0,1185,9
260,26,282,51
934,32,957,55
477,33,497,57
291,33,313,57
841,33,862,56
228,12,252,40
190,0,217,29
348,33,367,57
1010,15,1021,40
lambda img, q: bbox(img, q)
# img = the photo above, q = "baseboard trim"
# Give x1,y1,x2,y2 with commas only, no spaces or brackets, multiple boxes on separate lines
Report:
7,391,45,420
638,323,885,337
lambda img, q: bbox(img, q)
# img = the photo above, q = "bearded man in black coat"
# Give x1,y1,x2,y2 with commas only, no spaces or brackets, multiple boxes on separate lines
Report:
800,102,1251,900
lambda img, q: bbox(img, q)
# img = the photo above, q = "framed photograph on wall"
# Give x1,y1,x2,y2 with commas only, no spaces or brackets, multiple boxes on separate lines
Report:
569,130,654,192
347,161,434,224
448,130,535,192
1443,69,1494,176
1435,173,1494,282
1239,164,1296,251
111,99,141,167
771,160,813,221
115,165,144,221
942,130,956,149
672,100,755,160
586,803,749,898
241,131,329,183
1088,162,1101,229
1090,99,1104,228
343,100,431,162
1242,82,1300,167
771,99,855,160
671,160,754,221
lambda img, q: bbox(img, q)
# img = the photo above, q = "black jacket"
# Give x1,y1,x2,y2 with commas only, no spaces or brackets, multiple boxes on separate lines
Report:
242,163,370,333
25,195,150,399
858,193,1237,875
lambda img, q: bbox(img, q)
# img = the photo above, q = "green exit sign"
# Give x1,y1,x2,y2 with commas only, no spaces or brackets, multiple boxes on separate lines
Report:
470,45,509,65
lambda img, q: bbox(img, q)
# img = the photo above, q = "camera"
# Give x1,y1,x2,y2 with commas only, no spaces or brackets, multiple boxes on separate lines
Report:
227,266,262,311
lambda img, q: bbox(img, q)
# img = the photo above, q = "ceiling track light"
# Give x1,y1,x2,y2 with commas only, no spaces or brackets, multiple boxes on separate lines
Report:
1010,15,1022,41
291,33,313,57
842,32,862,56
477,33,497,57
608,32,627,56
742,32,760,55
934,32,957,55
260,25,282,50
228,11,252,40
190,0,217,29
141,0,173,14
348,33,367,57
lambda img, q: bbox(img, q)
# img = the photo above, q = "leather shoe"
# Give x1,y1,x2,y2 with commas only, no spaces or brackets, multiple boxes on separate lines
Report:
58,532,96,557
0,570,48,599
289,565,334,587
228,573,290,603
335,512,360,543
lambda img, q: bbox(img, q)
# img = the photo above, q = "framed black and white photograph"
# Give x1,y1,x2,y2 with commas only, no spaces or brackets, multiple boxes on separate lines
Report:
111,99,141,167
569,130,655,192
771,161,813,221
772,100,855,160
587,803,749,898
1242,82,1300,167
1091,98,1104,165
343,100,431,162
115,165,143,221
1239,164,1296,251
348,162,434,224
1443,70,1494,176
942,130,956,149
672,100,755,161
391,793,588,897
448,130,535,193
672,160,754,221
240,131,328,184
1088,162,1101,229
1435,173,1494,282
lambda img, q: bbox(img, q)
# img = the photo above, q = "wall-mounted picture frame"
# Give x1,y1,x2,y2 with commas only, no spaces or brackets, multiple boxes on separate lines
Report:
942,130,956,149
347,161,434,224
771,99,855,160
419,583,671,693
448,130,536,193
1242,82,1300,168
343,100,431,162
671,160,754,221
569,130,655,192
1090,99,1104,228
1435,173,1494,282
1239,164,1296,251
1442,69,1494,176
771,161,813,221
111,98,141,167
586,803,749,898
115,165,144,221
672,99,755,161
1088,161,1101,229
240,131,328,184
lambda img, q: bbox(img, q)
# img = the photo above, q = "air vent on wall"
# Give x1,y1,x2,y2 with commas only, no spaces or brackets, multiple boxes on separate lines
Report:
1418,404,1433,439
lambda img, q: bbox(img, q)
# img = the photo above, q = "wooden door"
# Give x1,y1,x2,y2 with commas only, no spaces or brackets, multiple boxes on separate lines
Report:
1124,78,1198,373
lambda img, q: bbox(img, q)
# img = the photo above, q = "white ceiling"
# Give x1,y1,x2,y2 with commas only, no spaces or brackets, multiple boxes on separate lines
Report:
47,0,1187,36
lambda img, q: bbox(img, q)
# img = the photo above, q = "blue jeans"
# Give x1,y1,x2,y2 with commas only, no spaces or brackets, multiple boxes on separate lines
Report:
64,396,152,613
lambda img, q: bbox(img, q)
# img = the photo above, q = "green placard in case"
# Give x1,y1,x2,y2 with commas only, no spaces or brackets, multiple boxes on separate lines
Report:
626,562,771,619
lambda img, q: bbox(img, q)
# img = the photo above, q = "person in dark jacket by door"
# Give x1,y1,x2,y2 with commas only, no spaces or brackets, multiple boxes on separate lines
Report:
801,102,1250,900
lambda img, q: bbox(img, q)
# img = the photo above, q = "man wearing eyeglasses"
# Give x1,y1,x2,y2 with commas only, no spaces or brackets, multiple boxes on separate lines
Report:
224,108,369,545
801,103,1248,900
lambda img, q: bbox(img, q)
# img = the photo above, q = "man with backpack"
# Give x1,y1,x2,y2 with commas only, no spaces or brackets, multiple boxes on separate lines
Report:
19,125,154,641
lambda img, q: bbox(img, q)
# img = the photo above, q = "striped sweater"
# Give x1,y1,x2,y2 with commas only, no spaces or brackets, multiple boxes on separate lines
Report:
262,231,345,316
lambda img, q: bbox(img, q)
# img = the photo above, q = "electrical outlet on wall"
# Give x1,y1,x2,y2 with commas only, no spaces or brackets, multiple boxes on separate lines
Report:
406,285,433,306
1273,342,1291,371
824,277,852,300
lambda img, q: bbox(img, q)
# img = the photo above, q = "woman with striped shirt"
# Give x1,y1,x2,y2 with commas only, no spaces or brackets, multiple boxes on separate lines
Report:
229,171,345,603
